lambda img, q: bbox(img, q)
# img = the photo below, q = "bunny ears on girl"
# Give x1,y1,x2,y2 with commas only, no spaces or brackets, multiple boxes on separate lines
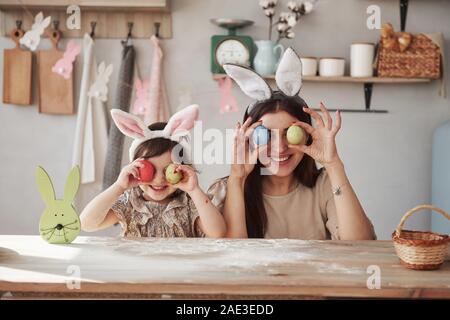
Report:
223,47,303,113
111,104,200,162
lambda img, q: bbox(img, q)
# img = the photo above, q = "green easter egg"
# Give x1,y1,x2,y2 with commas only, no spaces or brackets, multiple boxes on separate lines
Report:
287,125,305,145
165,164,183,184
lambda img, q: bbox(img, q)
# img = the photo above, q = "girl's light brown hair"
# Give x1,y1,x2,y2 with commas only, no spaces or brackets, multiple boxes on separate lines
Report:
133,122,184,161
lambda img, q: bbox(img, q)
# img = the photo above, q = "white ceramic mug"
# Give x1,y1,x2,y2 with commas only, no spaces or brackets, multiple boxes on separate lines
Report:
300,57,317,76
350,42,375,77
319,58,345,77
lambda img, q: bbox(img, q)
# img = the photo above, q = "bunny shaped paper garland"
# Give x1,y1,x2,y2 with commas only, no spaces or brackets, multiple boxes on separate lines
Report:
88,62,114,102
111,104,199,162
218,76,238,114
20,12,51,51
36,166,81,244
132,77,150,115
52,40,81,79
223,47,303,113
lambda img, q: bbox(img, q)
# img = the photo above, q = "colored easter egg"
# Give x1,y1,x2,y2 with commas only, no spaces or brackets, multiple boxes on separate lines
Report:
138,159,155,182
287,125,305,145
253,125,269,145
165,164,183,184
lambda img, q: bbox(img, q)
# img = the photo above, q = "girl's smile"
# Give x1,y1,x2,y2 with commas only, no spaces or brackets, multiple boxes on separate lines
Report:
149,184,169,192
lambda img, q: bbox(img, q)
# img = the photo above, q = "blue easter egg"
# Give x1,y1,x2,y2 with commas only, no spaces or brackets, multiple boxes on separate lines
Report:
253,125,269,145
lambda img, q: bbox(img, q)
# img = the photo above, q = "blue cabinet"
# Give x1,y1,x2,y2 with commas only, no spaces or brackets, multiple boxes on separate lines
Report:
432,120,450,234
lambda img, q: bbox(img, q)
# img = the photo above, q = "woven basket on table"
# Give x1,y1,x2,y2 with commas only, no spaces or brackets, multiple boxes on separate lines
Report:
392,204,450,270
377,34,441,79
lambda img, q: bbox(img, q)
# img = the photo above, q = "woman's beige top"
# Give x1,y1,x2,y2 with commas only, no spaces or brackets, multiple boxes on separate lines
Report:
207,170,375,240
111,188,204,238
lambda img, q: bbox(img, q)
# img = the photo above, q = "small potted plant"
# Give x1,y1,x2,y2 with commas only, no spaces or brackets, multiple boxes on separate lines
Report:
254,0,316,75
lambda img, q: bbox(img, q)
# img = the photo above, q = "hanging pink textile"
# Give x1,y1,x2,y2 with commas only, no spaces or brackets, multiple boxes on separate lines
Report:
218,76,238,114
144,35,170,125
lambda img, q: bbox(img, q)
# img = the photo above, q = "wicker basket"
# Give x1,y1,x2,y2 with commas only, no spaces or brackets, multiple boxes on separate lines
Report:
377,34,441,79
392,205,450,270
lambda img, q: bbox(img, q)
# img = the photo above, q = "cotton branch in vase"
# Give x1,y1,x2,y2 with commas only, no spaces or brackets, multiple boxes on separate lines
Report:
259,0,278,40
259,0,316,43
277,1,315,42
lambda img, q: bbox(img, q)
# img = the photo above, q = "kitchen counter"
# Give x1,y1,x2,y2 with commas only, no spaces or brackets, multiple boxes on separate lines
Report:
0,235,449,299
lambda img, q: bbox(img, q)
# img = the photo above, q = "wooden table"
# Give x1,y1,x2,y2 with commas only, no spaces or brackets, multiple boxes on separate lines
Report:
1,236,449,299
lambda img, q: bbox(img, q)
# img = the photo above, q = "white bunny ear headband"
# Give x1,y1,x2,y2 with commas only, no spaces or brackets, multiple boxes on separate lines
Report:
223,47,303,113
111,104,200,162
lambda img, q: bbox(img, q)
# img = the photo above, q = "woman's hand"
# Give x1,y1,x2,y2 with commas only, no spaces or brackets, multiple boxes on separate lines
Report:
113,159,145,191
231,117,264,181
173,164,199,193
289,102,342,167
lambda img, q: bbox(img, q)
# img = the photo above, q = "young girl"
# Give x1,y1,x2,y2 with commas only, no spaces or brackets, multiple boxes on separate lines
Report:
80,105,226,238
207,48,376,240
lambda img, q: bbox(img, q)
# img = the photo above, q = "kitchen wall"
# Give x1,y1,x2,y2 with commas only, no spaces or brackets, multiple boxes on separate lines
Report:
1,0,449,239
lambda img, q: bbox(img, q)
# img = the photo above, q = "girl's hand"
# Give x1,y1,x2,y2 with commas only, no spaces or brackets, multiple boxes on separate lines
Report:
289,102,342,167
114,159,145,191
173,164,199,193
231,118,263,181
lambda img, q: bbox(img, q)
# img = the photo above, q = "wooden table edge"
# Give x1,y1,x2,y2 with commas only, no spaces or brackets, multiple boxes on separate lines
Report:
2,281,450,299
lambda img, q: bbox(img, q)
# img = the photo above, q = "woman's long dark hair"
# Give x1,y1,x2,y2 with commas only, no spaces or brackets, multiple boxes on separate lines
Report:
243,92,322,238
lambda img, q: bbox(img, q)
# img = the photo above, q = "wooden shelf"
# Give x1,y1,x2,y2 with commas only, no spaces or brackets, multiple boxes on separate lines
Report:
212,74,431,84
297,76,430,84
0,0,172,38
0,0,170,11
212,73,434,113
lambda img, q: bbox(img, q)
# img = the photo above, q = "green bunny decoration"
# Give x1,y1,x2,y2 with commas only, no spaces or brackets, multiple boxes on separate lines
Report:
36,166,81,244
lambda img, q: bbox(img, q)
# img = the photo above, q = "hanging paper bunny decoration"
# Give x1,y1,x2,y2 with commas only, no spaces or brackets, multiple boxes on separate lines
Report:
52,40,81,79
36,166,81,244
218,76,238,114
223,47,303,114
132,77,150,115
88,62,113,102
111,104,199,162
20,12,51,51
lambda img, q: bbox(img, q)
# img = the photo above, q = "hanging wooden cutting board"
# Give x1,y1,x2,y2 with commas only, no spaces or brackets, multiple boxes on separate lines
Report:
3,27,32,105
37,29,74,115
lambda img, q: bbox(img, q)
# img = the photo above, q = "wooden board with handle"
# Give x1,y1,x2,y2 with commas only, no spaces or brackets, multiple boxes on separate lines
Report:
37,28,74,114
2,27,32,105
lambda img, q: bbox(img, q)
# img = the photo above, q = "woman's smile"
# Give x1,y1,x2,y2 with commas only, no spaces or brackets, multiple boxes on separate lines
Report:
269,153,293,166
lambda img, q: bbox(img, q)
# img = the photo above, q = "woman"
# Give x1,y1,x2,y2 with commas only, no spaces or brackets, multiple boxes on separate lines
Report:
207,48,376,240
